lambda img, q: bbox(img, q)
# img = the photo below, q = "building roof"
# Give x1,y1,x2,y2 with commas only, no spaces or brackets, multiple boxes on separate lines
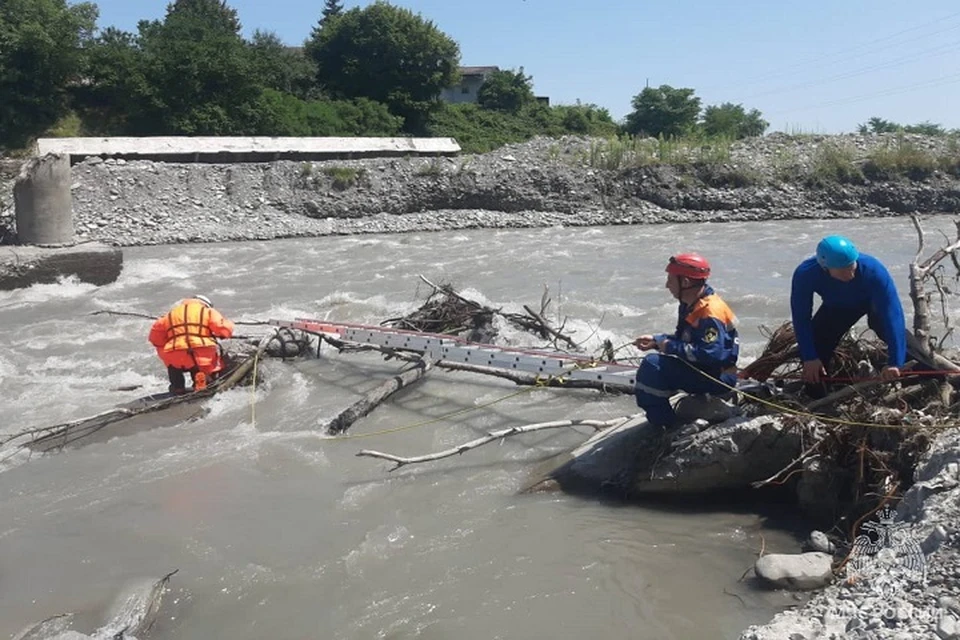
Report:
459,66,499,77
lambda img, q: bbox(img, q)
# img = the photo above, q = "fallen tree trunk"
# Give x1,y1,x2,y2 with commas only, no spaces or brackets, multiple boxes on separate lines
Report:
5,332,276,454
324,357,437,434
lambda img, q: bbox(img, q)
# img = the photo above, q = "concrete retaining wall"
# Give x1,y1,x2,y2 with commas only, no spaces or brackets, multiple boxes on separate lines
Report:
37,136,462,163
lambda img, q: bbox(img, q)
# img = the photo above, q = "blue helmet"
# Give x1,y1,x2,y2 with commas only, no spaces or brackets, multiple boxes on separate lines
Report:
816,235,859,269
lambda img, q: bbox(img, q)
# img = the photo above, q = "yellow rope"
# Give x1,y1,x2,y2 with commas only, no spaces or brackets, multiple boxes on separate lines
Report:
250,349,260,428
677,357,958,431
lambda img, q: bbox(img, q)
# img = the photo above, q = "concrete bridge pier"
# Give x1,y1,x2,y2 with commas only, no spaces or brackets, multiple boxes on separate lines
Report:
14,153,74,245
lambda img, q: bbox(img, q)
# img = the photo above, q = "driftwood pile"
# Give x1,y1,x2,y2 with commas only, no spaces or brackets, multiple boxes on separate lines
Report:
381,275,580,350
741,323,888,385
739,321,941,528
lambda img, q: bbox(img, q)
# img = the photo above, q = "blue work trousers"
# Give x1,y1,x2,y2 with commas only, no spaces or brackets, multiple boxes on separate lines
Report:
634,353,736,428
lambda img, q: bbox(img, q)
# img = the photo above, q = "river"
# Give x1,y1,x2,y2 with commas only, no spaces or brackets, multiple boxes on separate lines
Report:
0,214,950,639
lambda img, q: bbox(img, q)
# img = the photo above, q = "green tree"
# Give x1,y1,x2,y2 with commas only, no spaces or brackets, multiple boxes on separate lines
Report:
624,85,701,138
903,121,945,136
553,102,619,136
701,102,768,139
249,30,317,99
857,117,901,134
321,0,344,24
476,68,534,113
72,27,149,134
0,0,98,149
165,0,241,33
305,1,460,131
132,0,263,134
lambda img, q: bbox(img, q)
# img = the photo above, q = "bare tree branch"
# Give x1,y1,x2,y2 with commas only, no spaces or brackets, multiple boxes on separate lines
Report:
356,417,630,470
523,304,579,350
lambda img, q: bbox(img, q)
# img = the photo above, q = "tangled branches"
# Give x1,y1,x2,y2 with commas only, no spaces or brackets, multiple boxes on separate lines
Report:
381,275,579,350
739,319,949,529
741,321,887,385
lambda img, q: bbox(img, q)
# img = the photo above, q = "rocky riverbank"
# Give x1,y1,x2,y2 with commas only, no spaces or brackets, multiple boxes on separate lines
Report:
741,426,960,640
2,132,960,246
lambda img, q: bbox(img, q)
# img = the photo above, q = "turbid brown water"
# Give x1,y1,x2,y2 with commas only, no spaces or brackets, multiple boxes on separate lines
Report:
2,216,947,639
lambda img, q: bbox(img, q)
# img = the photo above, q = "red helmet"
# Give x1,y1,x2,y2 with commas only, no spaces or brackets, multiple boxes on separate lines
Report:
665,253,711,279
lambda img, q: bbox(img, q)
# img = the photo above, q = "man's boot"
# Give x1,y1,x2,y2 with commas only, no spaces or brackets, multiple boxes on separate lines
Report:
167,366,187,395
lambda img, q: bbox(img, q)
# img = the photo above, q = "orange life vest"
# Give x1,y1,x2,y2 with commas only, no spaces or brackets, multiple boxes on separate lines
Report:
159,300,219,352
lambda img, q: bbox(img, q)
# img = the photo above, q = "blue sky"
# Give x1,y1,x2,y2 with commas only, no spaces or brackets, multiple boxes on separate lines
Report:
88,0,960,133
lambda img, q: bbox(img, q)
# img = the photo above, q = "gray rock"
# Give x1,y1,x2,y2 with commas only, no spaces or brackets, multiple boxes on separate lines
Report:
0,243,123,290
674,393,736,424
938,613,960,640
941,597,960,617
807,530,836,554
924,525,950,555
755,552,834,590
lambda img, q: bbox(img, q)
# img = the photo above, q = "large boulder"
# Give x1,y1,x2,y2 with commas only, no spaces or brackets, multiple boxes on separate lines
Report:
632,416,802,494
754,552,835,590
524,413,803,497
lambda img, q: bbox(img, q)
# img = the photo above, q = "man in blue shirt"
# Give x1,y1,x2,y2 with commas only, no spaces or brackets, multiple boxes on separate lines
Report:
790,235,906,391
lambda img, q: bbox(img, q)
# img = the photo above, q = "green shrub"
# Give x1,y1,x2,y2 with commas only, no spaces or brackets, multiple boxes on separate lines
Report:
939,135,960,177
323,165,365,189
808,143,863,185
695,162,760,187
415,159,445,176
772,148,803,182
44,112,85,138
426,102,618,154
256,89,401,137
863,137,938,181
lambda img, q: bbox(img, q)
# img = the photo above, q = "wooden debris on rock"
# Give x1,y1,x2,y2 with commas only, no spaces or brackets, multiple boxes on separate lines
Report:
737,215,960,529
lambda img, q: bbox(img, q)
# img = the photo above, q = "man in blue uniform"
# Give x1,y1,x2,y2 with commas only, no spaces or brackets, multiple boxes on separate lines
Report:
634,253,740,428
790,235,906,391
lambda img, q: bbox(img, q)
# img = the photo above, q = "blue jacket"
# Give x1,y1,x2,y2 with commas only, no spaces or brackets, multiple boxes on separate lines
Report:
654,285,740,375
790,254,906,367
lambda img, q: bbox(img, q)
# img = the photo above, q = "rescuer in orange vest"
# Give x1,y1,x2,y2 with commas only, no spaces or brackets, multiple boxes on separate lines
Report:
148,295,235,394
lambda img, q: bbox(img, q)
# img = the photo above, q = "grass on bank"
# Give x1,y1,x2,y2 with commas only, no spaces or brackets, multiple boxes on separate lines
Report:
583,135,735,171
322,165,365,190
806,134,960,184
580,134,761,186
579,131,960,187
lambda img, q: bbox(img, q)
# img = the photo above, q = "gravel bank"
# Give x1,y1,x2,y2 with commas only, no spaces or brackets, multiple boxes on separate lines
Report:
742,428,960,640
3,133,960,246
